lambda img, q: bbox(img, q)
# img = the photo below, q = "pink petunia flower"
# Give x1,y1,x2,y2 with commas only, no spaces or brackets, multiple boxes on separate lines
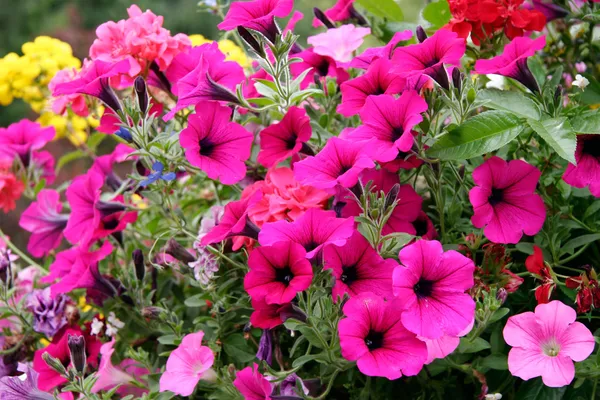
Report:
92,339,149,397
218,0,294,43
345,91,427,162
0,120,55,166
233,363,273,400
391,29,465,90
307,24,371,64
349,30,412,69
19,189,69,257
179,102,253,185
469,156,546,244
32,151,57,185
284,10,304,34
337,58,405,117
503,301,595,387
289,48,350,89
392,240,475,339
562,135,600,197
52,59,130,112
249,297,306,328
258,106,312,168
244,241,313,304
312,0,357,27
159,331,215,396
474,36,546,93
258,208,355,259
91,143,136,190
293,137,375,191
48,68,90,117
411,211,438,240
421,319,473,364
338,292,427,380
323,231,397,301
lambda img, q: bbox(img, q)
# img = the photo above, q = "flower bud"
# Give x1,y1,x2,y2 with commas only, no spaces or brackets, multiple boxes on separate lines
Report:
134,76,148,114
256,329,273,365
496,288,508,305
67,334,87,374
416,26,428,43
132,249,145,281
115,127,133,143
452,68,463,92
237,27,265,57
384,184,400,209
42,352,68,376
313,8,335,29
165,239,196,264
141,306,163,319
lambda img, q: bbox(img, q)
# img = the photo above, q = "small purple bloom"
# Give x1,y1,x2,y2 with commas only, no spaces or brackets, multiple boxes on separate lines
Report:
140,162,177,187
256,329,273,365
0,363,54,400
26,288,68,337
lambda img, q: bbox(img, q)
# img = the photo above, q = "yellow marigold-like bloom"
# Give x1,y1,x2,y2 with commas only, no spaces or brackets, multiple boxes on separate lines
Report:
188,34,250,68
78,296,92,313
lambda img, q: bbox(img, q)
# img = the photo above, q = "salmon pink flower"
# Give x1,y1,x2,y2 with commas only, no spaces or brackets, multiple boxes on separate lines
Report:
218,0,294,43
0,163,24,213
0,120,55,166
258,106,312,168
92,339,149,397
293,137,375,191
19,189,69,257
233,363,273,400
393,240,476,339
345,91,427,162
324,231,397,301
289,48,350,89
259,208,355,259
562,135,600,197
338,293,427,380
349,30,412,69
244,241,313,304
49,68,90,117
307,24,371,63
525,246,556,304
469,156,546,244
179,102,253,184
474,36,546,93
159,331,215,396
504,301,595,387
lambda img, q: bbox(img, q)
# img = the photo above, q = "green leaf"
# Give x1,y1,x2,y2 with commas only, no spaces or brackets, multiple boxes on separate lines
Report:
184,294,207,308
157,334,179,346
528,117,577,164
222,334,256,363
480,354,508,370
283,318,304,331
422,0,451,30
291,353,329,368
57,150,86,171
298,326,326,349
477,89,541,119
86,132,106,152
488,307,510,324
458,337,491,354
33,179,46,196
356,0,404,21
428,111,524,160
570,112,600,134
562,234,600,255
516,378,567,400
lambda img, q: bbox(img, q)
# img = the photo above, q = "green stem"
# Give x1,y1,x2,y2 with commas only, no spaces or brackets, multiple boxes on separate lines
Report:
309,369,339,400
0,229,44,270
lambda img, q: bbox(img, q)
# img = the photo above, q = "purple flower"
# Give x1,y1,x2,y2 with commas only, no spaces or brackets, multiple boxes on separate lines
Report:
0,363,54,400
139,162,177,187
26,288,68,337
256,329,273,365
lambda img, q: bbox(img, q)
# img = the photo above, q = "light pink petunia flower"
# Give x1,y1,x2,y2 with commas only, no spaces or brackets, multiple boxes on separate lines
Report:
562,135,600,197
392,240,475,339
233,363,273,400
92,339,149,397
307,24,371,64
503,301,595,387
469,156,546,244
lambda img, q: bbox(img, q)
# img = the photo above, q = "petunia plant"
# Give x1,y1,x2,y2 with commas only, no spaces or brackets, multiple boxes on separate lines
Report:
1,0,600,399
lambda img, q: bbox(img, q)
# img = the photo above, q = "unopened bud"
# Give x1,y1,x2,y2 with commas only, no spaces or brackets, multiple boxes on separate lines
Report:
68,334,87,374
237,27,265,57
416,26,428,43
165,239,196,264
452,68,463,92
132,249,145,281
142,306,163,319
42,352,68,376
134,76,148,114
458,164,465,179
496,288,508,305
115,127,133,143
384,184,400,209
313,8,334,29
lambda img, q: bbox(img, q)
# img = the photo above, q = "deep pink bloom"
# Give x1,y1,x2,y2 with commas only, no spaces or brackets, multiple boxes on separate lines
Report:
233,364,273,400
52,59,130,112
421,320,473,364
337,58,405,117
92,339,149,397
562,135,600,197
338,293,427,380
392,29,465,90
218,0,294,43
259,208,355,259
307,24,371,63
393,240,475,339
159,331,215,396
293,137,375,191
346,91,427,162
313,0,355,27
91,143,135,190
289,48,350,89
48,68,90,117
179,102,253,184
0,120,55,166
283,10,304,34
250,297,304,328
504,301,595,387
19,189,69,257
474,36,546,93
411,211,437,240
258,106,312,168
349,30,412,69
324,231,397,301
32,151,57,185
245,241,313,304
469,156,546,244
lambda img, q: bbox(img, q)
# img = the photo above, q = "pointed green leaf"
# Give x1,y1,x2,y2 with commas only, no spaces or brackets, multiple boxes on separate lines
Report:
478,89,541,119
356,0,404,21
570,112,600,134
527,117,577,164
422,0,451,30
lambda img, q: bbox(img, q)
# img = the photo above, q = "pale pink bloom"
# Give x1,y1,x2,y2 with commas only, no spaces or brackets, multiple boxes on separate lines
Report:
92,339,148,397
307,24,371,63
504,301,595,387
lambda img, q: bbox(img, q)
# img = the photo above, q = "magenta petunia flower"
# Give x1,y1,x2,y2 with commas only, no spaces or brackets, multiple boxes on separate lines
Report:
345,91,428,163
349,30,412,69
293,137,375,191
244,241,313,304
233,363,273,400
159,331,215,396
474,36,546,93
179,102,253,184
52,59,130,112
307,24,371,64
421,320,473,364
258,106,312,168
469,156,546,244
337,58,405,117
323,231,397,301
391,29,465,90
259,208,355,259
218,0,294,43
0,120,55,166
312,0,364,27
338,292,427,380
289,48,350,89
562,135,600,197
392,240,475,339
411,211,438,240
19,189,69,257
504,301,595,387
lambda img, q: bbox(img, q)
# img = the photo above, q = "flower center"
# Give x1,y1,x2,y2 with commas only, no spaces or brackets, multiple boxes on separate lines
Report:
391,126,404,142
542,338,560,357
275,266,294,285
424,57,440,68
340,264,358,284
316,59,330,77
488,188,504,206
199,138,215,157
303,240,319,252
284,133,298,150
582,136,600,158
414,278,434,298
413,218,428,237
364,330,384,350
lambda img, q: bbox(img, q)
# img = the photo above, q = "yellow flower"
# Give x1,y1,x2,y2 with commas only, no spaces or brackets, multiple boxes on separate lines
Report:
78,296,92,313
131,193,149,210
39,338,50,347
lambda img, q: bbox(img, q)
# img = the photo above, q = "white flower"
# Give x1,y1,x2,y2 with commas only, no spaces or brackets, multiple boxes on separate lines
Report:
485,394,502,400
573,74,589,90
91,318,104,335
107,312,125,329
105,323,118,337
